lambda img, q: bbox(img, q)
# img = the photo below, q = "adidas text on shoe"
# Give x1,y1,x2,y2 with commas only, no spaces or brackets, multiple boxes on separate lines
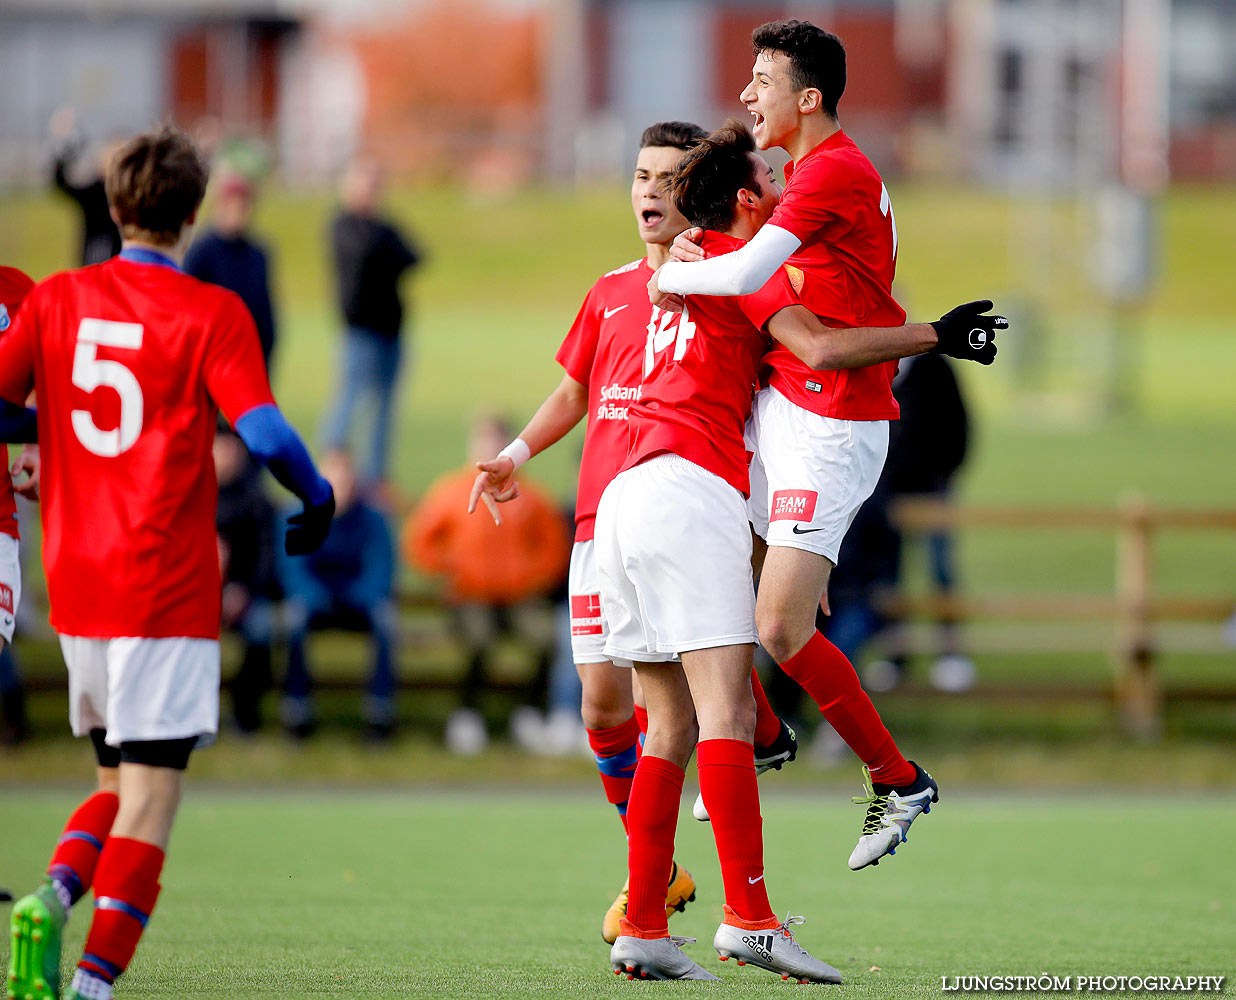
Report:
610,935,718,981
713,913,841,984
848,760,939,871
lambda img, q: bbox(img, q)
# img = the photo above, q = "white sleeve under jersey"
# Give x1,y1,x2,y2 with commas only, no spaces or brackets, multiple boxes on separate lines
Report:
656,224,802,298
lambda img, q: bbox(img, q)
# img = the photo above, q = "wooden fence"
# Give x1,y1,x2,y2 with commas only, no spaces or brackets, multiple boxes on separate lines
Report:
890,497,1236,740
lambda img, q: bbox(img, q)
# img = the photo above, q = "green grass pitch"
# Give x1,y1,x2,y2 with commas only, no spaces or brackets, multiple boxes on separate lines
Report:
3,789,1231,998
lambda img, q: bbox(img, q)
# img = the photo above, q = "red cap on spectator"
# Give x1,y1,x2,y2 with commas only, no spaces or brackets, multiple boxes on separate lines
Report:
0,266,34,334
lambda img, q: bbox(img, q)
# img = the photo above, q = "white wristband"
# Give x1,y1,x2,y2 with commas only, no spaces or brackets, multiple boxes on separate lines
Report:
498,437,531,470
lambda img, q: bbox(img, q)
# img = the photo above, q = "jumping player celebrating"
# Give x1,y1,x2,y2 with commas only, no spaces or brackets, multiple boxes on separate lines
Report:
2,127,334,1000
653,20,1004,870
597,120,991,983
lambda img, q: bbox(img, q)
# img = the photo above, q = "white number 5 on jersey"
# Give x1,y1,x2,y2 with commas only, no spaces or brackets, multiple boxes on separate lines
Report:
71,318,144,457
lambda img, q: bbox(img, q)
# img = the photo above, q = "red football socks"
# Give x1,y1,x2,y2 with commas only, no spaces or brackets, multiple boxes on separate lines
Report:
779,631,916,788
587,715,641,835
696,738,776,926
47,790,120,907
620,754,683,938
78,837,165,985
632,704,648,760
750,669,781,748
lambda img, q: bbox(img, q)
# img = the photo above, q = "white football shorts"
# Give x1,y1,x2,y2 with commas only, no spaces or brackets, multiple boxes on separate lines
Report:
60,635,221,746
0,533,21,644
595,453,758,667
568,539,609,665
747,386,889,565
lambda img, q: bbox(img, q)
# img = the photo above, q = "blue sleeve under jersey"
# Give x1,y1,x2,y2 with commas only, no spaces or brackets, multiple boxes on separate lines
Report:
0,400,38,443
234,404,331,505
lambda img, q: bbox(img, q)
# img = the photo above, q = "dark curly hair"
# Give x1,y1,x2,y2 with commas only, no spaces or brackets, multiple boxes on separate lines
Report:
666,119,762,234
752,19,846,120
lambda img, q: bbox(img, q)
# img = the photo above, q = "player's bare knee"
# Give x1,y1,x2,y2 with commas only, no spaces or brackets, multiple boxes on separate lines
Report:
578,663,634,730
694,690,755,743
756,610,812,664
644,715,696,763
579,697,631,732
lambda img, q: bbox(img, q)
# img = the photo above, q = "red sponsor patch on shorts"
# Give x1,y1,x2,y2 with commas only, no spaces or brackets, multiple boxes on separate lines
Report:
0,583,11,614
769,489,818,523
570,593,603,636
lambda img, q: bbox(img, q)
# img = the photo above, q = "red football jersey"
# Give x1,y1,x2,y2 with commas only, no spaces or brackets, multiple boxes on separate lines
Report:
622,232,799,496
556,258,673,543
763,130,906,420
0,255,274,639
0,266,35,541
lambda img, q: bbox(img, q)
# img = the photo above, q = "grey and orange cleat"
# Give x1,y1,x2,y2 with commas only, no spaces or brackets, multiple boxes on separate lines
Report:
610,935,719,981
713,911,842,984
848,760,939,870
7,879,65,1000
693,720,798,821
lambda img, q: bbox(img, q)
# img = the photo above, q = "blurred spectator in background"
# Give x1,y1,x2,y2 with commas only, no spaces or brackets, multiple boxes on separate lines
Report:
277,450,398,740
402,414,570,755
0,268,38,746
0,647,27,747
215,429,280,733
48,107,121,265
319,156,422,493
861,351,975,693
186,171,278,368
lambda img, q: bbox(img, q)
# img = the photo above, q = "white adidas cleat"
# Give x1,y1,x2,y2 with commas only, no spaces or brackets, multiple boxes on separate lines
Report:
713,913,842,984
693,719,798,821
848,760,939,871
610,935,719,980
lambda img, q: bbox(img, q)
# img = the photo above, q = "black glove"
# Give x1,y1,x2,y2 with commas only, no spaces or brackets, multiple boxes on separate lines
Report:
285,487,335,556
930,300,1006,365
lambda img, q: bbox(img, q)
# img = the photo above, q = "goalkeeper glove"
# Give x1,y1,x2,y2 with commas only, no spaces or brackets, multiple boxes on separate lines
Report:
930,300,1006,365
285,487,336,556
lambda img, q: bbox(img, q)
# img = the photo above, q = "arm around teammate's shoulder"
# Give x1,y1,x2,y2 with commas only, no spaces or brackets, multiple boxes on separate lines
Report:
656,224,801,298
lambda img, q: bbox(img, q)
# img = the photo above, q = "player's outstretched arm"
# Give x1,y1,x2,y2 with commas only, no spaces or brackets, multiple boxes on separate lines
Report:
234,403,335,555
766,300,1006,370
654,224,802,300
468,373,587,525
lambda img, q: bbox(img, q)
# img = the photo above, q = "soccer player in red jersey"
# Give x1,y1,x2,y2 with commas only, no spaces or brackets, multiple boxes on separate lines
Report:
0,268,38,658
467,122,799,943
1,127,335,1000
653,20,1004,870
594,122,881,983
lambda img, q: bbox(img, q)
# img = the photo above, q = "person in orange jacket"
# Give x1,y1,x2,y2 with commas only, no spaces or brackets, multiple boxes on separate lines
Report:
403,413,570,753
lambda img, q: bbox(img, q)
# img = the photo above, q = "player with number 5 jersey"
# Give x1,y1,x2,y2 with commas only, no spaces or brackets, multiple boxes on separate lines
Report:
1,127,334,1000
0,254,278,640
